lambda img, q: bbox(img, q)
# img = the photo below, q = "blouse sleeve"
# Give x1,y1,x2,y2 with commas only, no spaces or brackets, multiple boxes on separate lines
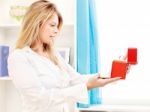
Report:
56,51,97,86
8,50,89,107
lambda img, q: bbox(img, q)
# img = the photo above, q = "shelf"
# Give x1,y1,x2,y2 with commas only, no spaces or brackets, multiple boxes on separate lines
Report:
0,76,12,81
0,23,20,29
78,104,150,112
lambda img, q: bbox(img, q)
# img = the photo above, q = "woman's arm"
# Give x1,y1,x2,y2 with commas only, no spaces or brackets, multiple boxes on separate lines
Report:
56,51,121,90
8,50,89,106
56,52,95,85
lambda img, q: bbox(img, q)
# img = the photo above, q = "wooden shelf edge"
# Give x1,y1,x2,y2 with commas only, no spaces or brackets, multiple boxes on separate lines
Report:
0,76,12,81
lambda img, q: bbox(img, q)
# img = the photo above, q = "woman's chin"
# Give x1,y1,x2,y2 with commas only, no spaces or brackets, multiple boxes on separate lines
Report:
48,40,54,46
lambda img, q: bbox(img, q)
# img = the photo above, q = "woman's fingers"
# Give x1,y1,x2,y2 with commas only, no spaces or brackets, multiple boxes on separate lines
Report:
98,77,121,86
126,64,131,74
87,75,121,90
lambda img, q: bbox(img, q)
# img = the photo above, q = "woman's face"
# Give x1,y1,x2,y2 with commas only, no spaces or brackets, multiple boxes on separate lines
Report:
39,13,59,45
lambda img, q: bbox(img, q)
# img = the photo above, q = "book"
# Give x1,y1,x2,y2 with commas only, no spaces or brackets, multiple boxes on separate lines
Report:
0,45,9,76
111,60,128,79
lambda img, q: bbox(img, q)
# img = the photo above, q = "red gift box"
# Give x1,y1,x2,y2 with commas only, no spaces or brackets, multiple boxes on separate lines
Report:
111,60,128,79
127,48,137,64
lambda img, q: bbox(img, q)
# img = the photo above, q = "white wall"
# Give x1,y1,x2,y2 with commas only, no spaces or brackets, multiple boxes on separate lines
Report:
51,0,75,25
0,0,75,25
0,1,75,112
96,0,150,105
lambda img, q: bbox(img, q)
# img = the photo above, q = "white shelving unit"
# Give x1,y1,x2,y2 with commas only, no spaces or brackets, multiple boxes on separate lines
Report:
0,0,76,112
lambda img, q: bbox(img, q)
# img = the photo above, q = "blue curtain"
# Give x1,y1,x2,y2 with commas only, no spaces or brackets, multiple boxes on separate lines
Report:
77,0,102,108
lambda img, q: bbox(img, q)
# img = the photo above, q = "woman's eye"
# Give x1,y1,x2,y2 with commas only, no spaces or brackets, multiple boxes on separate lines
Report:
49,23,56,27
50,24,55,27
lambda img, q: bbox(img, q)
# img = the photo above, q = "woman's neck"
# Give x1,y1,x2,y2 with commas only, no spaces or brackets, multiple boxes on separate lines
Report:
31,45,50,59
30,39,44,53
31,44,43,52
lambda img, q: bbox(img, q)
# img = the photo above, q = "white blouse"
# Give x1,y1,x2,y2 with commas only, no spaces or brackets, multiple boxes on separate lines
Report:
8,46,92,112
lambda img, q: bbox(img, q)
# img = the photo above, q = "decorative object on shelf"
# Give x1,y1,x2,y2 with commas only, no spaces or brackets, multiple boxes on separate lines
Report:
56,48,70,63
9,0,35,22
0,45,9,77
9,5,28,22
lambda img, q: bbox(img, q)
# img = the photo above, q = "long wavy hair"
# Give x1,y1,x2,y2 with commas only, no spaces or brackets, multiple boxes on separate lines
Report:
16,0,63,65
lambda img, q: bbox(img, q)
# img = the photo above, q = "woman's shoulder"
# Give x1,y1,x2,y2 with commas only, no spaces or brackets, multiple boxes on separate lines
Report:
8,47,30,61
10,48,26,54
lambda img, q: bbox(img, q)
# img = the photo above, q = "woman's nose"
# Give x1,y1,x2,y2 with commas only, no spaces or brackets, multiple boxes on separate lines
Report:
54,27,58,34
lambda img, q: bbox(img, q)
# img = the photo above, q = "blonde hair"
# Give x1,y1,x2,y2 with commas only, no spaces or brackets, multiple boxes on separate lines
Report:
16,0,63,65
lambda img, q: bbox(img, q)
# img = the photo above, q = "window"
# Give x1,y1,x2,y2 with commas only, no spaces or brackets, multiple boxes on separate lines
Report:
96,0,150,105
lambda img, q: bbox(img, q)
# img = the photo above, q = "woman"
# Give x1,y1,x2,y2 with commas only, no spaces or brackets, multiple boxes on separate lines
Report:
8,0,121,112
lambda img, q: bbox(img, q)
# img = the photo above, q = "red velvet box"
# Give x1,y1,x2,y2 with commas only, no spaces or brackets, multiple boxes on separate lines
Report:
111,60,128,79
127,48,137,64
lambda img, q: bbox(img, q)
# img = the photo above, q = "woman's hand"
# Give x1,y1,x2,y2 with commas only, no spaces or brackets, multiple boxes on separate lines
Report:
127,64,131,74
119,55,132,74
86,75,121,90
